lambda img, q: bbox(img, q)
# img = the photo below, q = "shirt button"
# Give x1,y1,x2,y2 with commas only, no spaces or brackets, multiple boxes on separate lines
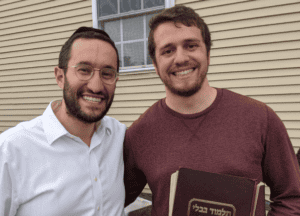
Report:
94,177,97,182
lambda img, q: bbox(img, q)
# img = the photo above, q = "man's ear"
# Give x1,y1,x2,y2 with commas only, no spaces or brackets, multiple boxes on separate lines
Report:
54,66,65,90
115,76,119,85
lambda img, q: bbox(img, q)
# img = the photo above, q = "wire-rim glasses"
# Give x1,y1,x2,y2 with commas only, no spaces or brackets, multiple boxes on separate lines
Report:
70,64,118,85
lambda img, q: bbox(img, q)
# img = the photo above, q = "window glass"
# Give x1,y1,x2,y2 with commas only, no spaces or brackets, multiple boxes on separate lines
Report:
124,42,144,66
98,0,118,17
115,44,122,67
104,20,121,42
146,12,159,37
123,16,143,41
144,0,164,9
120,0,141,13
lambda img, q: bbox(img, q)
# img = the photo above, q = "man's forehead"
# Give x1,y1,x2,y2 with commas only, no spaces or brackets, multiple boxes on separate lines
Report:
154,22,202,48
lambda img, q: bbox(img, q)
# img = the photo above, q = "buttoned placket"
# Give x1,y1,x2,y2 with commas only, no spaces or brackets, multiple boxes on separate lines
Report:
65,131,104,215
88,125,109,215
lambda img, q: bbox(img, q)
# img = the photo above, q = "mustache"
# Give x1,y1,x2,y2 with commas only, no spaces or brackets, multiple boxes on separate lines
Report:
77,88,108,99
168,63,200,73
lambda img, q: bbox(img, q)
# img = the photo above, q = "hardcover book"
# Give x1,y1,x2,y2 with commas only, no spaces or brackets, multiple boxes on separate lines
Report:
169,168,265,216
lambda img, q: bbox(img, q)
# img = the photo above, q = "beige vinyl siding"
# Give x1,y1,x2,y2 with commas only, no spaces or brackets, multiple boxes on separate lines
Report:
110,0,300,203
0,0,93,133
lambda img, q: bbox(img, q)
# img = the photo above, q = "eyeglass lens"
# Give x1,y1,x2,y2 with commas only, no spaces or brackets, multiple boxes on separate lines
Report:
75,64,117,84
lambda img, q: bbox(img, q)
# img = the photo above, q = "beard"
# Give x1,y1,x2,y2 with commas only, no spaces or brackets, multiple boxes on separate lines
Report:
158,65,208,97
63,77,114,123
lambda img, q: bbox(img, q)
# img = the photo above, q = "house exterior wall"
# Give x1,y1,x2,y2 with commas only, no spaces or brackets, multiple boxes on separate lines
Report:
0,0,299,208
0,0,93,133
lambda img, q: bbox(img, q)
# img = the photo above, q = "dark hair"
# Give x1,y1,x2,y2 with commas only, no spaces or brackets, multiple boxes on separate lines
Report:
58,26,119,73
148,5,212,66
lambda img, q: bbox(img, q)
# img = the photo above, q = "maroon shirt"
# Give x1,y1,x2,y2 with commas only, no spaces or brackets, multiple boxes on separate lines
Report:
124,88,300,216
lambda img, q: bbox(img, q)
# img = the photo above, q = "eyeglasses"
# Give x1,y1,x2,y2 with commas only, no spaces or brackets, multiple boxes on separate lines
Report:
70,64,118,85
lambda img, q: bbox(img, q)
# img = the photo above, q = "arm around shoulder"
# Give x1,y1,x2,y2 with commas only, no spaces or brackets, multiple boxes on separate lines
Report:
123,131,147,207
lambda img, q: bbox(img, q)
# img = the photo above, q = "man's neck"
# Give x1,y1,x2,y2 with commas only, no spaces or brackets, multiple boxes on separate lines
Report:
52,100,98,147
165,79,217,114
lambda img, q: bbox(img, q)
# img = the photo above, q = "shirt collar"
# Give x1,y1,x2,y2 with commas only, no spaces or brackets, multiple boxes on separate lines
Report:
42,101,69,145
42,101,113,145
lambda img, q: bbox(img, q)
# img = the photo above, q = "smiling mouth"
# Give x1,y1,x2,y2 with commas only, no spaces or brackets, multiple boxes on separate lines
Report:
82,96,102,103
172,68,195,76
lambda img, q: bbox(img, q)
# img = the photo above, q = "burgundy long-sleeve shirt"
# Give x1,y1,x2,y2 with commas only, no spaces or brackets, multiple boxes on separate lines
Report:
124,88,300,216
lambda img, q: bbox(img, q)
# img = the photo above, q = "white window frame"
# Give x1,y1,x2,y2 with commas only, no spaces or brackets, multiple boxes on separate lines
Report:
91,0,175,73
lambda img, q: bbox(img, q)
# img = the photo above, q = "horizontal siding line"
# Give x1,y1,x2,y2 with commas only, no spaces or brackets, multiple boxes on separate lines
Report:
0,19,299,44
0,15,92,37
0,7,92,30
1,44,300,63
0,0,83,14
0,0,49,12
0,103,298,111
0,94,297,105
183,0,300,12
0,79,299,91
1,27,299,48
197,3,300,22
1,45,299,63
1,34,298,55
0,22,91,42
0,0,20,7
0,1,90,22
176,0,247,8
0,57,299,71
212,22,300,39
1,69,299,82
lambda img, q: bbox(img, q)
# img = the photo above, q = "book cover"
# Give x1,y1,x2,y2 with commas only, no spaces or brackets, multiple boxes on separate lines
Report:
169,168,265,216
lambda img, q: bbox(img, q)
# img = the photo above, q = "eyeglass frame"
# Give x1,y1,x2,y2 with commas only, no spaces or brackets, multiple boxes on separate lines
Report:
63,64,119,85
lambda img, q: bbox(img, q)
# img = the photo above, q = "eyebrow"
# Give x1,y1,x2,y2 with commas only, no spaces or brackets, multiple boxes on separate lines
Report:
159,39,202,51
77,61,116,69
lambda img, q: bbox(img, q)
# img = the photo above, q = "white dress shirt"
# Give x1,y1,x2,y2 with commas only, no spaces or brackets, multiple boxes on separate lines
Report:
0,101,126,216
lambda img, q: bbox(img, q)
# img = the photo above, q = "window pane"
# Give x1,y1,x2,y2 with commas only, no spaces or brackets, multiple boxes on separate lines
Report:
104,20,121,42
124,42,144,66
123,16,143,41
98,0,118,17
120,0,141,13
146,12,160,37
144,0,164,9
115,44,122,67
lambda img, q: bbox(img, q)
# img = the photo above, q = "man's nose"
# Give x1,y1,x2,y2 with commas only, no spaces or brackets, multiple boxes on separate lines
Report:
173,48,189,65
86,71,105,93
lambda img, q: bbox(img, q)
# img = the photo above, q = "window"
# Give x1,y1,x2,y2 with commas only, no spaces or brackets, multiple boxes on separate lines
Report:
93,0,174,71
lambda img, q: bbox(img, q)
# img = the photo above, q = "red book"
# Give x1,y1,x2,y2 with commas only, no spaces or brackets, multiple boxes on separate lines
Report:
169,168,265,216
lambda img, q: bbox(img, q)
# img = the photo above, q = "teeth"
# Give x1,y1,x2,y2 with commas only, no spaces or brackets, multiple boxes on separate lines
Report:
174,69,194,76
83,96,102,103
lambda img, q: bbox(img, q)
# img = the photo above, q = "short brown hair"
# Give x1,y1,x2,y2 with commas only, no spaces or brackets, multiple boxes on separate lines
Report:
148,5,212,66
58,26,119,74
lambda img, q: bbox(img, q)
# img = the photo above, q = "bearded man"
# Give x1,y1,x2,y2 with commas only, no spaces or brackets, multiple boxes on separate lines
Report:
0,27,126,216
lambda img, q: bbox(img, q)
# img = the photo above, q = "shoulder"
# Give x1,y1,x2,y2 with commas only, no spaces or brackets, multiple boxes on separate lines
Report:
222,89,266,108
0,117,43,145
220,88,283,128
126,99,162,133
102,115,126,132
0,117,43,162
220,89,270,116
